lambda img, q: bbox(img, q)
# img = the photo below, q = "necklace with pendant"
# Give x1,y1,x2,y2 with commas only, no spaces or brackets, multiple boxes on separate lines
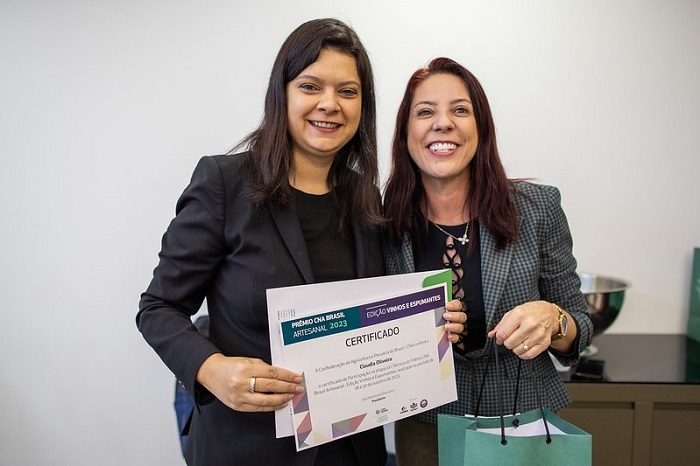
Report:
431,221,469,245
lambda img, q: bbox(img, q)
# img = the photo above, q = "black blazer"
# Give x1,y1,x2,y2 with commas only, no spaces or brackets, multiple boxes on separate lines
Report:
138,153,387,465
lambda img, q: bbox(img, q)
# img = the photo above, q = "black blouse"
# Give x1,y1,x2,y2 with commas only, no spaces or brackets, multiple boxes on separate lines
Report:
414,220,486,353
293,188,356,283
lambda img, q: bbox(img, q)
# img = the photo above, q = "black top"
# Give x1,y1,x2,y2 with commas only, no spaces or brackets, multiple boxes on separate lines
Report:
293,188,356,283
414,220,486,353
293,187,361,464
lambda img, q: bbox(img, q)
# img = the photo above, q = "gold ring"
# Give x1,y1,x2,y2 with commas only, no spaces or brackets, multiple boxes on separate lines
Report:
249,377,256,394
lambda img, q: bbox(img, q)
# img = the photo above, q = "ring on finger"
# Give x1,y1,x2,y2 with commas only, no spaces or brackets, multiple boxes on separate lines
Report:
522,343,529,351
249,377,256,394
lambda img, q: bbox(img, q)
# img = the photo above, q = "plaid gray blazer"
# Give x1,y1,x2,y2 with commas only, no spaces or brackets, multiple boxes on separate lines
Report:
385,182,592,420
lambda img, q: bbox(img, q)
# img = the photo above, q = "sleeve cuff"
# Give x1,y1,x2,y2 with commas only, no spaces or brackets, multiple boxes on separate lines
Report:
548,314,582,360
193,381,215,406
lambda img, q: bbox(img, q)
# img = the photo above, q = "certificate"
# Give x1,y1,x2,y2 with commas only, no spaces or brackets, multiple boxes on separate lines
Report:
267,270,458,450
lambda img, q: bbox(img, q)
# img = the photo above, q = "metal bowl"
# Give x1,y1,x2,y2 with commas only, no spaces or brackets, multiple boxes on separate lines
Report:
578,273,630,335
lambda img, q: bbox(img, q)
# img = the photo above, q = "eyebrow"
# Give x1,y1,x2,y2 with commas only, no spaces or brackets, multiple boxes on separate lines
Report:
413,98,472,108
293,74,361,88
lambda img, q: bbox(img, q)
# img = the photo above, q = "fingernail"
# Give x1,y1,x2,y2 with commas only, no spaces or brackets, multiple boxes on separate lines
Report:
296,385,305,393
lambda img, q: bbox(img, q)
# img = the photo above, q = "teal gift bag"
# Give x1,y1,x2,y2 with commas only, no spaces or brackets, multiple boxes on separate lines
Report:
688,247,700,343
438,408,591,466
438,341,591,466
687,248,700,381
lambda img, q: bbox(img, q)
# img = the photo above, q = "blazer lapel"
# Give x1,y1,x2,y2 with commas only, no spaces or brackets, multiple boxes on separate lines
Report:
267,203,315,284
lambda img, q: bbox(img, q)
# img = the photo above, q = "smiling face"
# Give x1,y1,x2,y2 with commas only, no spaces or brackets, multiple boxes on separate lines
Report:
286,48,362,168
407,73,479,187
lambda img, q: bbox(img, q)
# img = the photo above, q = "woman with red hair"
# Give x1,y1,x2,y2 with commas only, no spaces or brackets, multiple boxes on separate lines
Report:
384,57,593,466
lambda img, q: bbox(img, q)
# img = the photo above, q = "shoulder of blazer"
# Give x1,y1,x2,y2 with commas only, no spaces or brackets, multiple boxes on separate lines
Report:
511,181,560,203
205,152,252,183
510,181,562,221
191,153,256,206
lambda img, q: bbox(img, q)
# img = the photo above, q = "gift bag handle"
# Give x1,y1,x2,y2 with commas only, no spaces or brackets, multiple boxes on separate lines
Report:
476,338,552,446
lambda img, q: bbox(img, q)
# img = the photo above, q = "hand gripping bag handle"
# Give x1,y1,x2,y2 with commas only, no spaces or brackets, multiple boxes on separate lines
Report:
474,338,552,446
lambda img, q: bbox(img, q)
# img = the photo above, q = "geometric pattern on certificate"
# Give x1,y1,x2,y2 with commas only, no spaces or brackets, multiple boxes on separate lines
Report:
439,346,454,380
295,412,313,448
435,325,450,362
292,376,309,414
433,306,447,327
311,430,329,445
331,413,367,438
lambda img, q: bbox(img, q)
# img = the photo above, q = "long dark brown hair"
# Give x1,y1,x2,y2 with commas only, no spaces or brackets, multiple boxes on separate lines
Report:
234,18,382,229
383,57,518,247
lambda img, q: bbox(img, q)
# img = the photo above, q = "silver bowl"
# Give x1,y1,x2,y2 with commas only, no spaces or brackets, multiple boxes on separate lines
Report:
578,273,630,335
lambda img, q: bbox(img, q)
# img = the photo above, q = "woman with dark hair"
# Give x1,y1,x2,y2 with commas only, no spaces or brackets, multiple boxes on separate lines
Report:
384,57,593,466
136,19,470,466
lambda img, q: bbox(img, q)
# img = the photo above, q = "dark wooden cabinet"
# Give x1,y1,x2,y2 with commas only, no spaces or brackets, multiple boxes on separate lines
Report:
558,335,700,466
560,383,700,465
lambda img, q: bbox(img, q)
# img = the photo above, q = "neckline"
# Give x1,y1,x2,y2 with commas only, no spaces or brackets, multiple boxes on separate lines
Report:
292,186,333,198
431,221,469,230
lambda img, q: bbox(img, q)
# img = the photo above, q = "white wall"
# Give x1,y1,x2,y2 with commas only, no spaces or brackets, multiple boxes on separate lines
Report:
1,1,698,464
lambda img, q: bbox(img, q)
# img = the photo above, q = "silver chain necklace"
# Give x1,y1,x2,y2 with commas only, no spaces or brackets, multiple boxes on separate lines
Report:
431,221,469,245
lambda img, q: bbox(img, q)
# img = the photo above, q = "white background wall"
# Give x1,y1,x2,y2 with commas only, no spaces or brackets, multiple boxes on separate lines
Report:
1,1,698,464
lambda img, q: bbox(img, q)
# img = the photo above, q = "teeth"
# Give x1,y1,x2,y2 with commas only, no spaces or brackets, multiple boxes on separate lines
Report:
429,142,457,152
312,121,340,129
